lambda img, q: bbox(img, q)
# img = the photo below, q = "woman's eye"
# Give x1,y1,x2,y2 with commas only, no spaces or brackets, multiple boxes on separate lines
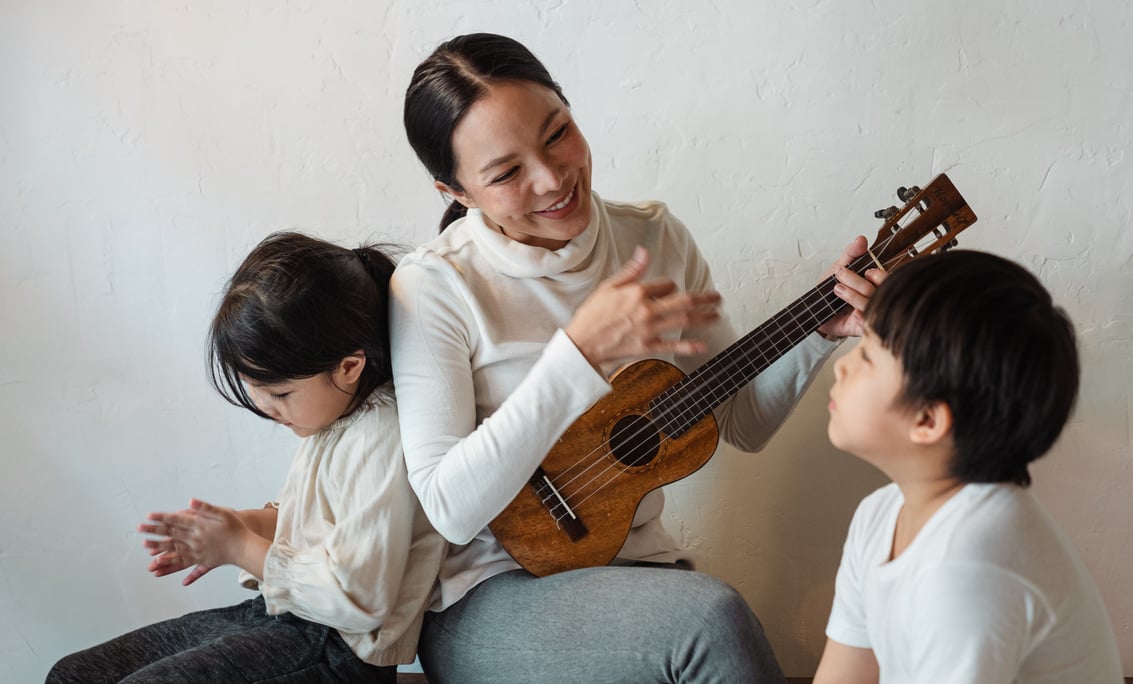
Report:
547,123,568,144
491,167,518,184
271,392,291,400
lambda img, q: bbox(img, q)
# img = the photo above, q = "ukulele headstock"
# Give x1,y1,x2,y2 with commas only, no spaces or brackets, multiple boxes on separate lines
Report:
865,174,977,274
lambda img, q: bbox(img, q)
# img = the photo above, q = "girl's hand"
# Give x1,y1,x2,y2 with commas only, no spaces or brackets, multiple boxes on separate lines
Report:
139,499,257,586
818,236,888,339
565,247,723,366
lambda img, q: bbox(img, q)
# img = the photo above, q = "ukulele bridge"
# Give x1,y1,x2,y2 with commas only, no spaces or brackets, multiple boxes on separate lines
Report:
529,466,588,542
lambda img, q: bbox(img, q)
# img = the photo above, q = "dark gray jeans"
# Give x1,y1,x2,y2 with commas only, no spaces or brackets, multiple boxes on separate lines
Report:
419,565,787,684
45,596,394,683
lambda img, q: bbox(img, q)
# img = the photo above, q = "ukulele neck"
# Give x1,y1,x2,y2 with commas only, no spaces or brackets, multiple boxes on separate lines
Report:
651,253,873,439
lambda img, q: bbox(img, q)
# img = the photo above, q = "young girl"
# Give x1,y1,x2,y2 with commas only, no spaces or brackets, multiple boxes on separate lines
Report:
47,232,446,683
391,34,884,683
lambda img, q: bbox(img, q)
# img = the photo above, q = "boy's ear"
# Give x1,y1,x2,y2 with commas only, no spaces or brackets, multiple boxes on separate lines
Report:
909,400,953,446
337,350,367,385
435,180,476,209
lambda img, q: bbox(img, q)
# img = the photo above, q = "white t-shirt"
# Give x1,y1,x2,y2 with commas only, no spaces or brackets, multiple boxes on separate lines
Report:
826,482,1122,683
390,194,837,609
244,389,447,666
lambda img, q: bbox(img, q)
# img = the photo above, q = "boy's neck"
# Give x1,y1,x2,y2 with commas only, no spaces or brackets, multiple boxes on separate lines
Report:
890,476,966,561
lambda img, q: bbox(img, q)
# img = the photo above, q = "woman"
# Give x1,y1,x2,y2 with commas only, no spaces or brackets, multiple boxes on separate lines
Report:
392,33,882,683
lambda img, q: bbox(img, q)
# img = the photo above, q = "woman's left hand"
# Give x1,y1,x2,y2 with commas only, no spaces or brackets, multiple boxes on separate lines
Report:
817,236,888,339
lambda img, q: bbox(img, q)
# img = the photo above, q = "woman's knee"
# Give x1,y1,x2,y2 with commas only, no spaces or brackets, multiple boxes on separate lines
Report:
685,573,766,637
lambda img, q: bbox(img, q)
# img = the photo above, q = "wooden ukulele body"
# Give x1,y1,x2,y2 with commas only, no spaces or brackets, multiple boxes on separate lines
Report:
488,358,719,577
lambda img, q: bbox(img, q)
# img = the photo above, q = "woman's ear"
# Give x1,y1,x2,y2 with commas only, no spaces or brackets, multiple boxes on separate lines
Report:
337,350,367,385
435,180,476,209
909,400,953,446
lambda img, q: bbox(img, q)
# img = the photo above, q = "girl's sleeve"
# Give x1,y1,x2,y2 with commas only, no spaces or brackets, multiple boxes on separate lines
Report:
258,425,420,634
389,256,611,544
663,209,839,453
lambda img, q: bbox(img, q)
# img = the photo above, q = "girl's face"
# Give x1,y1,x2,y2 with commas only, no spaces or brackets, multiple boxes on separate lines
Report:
242,356,362,438
441,80,593,251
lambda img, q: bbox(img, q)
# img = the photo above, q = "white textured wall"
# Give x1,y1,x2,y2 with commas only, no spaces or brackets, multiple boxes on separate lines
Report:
2,1,1130,680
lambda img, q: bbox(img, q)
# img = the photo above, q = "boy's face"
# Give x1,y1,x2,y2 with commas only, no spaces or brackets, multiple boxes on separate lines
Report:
828,329,920,464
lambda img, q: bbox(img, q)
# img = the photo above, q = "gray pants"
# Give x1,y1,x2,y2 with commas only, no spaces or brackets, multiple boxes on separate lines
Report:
419,566,786,684
45,596,394,683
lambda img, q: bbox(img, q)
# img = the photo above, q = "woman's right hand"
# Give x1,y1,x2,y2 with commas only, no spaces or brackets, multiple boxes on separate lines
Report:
565,246,722,367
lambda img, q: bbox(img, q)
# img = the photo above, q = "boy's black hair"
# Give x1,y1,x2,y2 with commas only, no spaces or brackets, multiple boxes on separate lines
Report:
207,231,397,420
866,250,1079,486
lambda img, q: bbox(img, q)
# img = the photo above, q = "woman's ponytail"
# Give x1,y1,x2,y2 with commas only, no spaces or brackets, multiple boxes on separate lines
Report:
439,199,468,234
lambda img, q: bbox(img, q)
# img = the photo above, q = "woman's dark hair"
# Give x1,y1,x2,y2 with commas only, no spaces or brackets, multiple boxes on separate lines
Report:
403,33,569,233
866,250,1079,486
208,231,398,421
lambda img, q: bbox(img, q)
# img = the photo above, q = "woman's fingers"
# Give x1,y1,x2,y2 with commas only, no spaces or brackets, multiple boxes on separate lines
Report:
605,246,650,287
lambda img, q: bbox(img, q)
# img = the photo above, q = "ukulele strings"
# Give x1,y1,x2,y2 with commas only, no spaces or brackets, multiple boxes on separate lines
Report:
542,227,922,525
550,245,907,522
556,273,850,515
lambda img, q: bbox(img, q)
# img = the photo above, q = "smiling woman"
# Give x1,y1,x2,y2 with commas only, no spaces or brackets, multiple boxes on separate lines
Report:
390,33,886,684
437,80,593,250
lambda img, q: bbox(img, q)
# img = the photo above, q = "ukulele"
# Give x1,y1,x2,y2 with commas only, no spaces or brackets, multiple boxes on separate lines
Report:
489,173,978,577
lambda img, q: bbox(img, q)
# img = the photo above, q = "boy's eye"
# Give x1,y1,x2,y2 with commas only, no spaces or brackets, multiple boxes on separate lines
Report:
547,123,568,144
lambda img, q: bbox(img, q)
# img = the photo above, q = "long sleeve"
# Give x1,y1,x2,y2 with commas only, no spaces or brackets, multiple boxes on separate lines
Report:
390,255,611,544
256,396,445,664
259,427,413,632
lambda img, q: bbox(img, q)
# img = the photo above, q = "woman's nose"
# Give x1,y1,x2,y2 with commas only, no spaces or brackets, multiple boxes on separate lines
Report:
531,157,564,196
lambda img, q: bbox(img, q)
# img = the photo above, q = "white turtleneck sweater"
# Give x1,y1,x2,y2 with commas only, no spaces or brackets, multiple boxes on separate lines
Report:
389,194,837,610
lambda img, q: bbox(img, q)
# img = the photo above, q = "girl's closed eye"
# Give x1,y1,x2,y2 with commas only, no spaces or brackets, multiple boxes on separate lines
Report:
271,391,291,400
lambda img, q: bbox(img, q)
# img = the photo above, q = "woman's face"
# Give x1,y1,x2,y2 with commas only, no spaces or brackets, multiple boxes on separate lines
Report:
441,80,593,251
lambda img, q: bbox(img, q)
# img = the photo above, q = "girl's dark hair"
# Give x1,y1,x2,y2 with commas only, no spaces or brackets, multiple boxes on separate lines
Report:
403,33,569,233
208,231,398,421
865,250,1079,486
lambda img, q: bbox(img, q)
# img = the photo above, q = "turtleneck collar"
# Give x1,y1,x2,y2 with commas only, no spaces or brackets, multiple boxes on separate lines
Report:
462,192,610,280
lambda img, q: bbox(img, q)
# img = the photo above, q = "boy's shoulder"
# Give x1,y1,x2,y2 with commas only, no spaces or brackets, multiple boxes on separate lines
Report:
848,482,903,531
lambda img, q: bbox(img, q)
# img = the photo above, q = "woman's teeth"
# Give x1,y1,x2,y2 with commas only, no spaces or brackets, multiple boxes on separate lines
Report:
544,189,574,212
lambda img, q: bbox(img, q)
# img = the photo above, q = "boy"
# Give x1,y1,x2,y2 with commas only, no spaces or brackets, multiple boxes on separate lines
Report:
814,250,1122,683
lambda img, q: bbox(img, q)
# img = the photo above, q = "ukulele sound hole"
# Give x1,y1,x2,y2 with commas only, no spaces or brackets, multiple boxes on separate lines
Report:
609,415,661,469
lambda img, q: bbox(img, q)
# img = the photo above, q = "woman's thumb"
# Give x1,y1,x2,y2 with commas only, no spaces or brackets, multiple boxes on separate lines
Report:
607,246,649,287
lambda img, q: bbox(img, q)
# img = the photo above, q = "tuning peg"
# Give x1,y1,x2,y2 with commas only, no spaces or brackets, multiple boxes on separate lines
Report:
875,205,899,219
897,186,921,202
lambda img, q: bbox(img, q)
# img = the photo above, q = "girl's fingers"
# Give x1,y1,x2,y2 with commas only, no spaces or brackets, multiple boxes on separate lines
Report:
183,565,213,587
